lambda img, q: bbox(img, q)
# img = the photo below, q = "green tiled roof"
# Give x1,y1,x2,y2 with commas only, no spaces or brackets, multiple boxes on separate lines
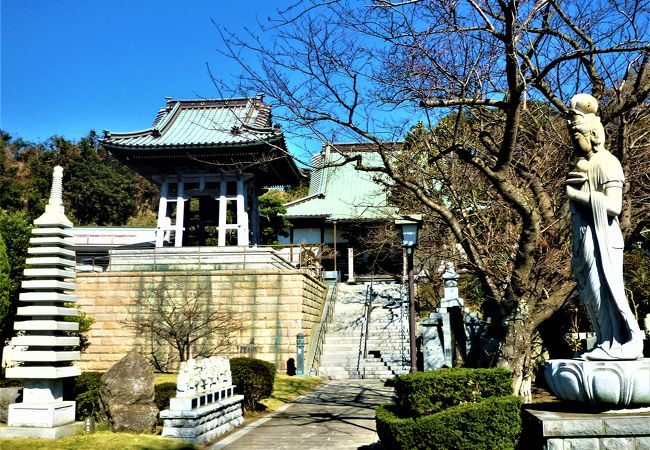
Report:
102,96,280,149
285,144,396,221
101,96,305,186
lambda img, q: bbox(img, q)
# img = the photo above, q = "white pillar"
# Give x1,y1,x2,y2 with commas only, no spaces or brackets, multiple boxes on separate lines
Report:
236,176,249,246
347,247,355,283
156,181,169,248
218,179,227,246
175,182,185,247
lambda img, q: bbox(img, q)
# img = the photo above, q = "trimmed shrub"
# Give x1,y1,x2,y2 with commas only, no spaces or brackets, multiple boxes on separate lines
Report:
376,395,522,450
393,368,513,416
73,371,104,421
230,357,276,412
154,382,177,425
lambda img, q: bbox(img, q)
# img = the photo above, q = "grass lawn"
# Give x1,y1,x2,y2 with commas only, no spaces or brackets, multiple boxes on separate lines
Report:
0,373,322,449
259,374,323,412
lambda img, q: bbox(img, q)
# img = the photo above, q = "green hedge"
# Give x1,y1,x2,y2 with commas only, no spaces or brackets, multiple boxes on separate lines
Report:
73,371,104,421
376,396,522,450
393,368,514,416
230,357,276,412
154,382,177,425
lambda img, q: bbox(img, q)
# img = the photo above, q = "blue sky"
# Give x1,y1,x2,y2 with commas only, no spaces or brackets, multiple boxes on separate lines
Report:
1,1,293,146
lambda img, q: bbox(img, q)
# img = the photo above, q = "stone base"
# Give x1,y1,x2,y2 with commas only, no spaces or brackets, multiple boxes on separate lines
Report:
161,394,244,444
169,386,236,411
523,407,650,450
7,400,76,427
0,421,83,439
545,358,650,406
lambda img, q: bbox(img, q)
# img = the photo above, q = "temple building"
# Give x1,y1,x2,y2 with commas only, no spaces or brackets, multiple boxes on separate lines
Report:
101,95,304,248
282,143,399,280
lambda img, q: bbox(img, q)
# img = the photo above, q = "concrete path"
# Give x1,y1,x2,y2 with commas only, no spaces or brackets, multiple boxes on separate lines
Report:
209,379,394,450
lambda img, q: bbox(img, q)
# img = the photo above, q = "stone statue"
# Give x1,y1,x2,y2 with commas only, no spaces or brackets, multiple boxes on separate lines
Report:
565,93,643,361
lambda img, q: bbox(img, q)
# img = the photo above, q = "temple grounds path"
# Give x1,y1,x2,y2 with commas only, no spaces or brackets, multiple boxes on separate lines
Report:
210,379,393,450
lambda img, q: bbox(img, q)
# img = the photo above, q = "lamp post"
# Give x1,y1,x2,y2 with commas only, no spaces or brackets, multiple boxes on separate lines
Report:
395,214,422,373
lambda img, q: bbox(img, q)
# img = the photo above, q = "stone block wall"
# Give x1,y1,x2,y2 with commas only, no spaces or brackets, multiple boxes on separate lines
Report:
75,270,327,372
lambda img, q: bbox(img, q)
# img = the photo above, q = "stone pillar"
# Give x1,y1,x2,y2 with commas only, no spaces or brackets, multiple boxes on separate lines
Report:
440,264,463,308
218,179,227,246
174,181,185,247
236,176,249,246
421,313,444,371
1,166,83,438
155,180,169,247
249,182,260,245
347,248,355,283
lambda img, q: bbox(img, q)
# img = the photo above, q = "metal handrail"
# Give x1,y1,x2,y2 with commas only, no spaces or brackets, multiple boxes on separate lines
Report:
356,283,373,377
305,282,338,376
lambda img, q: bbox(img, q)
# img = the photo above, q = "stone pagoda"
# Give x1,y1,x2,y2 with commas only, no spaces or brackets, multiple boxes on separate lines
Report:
102,96,304,248
2,166,82,438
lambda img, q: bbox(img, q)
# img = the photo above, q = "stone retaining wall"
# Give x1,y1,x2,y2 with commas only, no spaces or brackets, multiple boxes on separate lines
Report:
75,270,327,372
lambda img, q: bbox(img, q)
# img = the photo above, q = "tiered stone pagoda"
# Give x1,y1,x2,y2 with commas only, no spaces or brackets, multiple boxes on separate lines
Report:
102,96,304,247
2,166,82,438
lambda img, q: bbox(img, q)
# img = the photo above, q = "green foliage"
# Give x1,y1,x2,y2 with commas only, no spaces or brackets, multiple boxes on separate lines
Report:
258,190,292,245
624,249,650,319
0,131,158,226
0,209,32,371
154,382,177,425
376,396,522,450
154,382,176,412
230,357,276,412
0,235,11,332
64,303,95,353
73,371,105,422
285,182,309,201
378,368,521,449
393,368,514,417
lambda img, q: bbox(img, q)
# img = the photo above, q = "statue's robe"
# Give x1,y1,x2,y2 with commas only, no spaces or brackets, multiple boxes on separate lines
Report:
570,150,643,360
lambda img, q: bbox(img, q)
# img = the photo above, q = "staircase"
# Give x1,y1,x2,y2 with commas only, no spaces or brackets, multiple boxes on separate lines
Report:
317,282,410,380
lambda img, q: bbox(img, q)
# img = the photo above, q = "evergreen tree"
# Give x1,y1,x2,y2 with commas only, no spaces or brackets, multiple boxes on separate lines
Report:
0,235,11,335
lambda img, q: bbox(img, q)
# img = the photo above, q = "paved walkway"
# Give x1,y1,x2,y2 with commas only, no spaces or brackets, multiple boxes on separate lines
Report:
210,379,394,450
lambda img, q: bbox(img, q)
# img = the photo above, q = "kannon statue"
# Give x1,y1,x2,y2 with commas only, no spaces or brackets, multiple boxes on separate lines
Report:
565,93,644,361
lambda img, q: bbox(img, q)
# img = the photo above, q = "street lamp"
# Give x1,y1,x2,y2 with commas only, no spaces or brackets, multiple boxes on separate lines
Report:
395,214,422,373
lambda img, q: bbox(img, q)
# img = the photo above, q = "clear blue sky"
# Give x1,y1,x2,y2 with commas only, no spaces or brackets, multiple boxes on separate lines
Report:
1,1,290,145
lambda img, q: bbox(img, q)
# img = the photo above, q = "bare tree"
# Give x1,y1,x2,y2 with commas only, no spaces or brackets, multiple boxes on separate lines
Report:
124,282,241,371
217,0,649,397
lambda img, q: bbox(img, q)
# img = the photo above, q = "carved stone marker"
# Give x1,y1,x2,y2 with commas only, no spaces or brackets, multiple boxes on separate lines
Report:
161,356,244,444
100,351,158,433
544,94,648,406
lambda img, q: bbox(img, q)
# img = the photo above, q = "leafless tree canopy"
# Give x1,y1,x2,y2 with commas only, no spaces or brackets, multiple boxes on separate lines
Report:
217,0,649,396
124,283,241,371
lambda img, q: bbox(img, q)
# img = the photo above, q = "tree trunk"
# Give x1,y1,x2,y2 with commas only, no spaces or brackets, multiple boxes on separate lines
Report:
498,305,537,402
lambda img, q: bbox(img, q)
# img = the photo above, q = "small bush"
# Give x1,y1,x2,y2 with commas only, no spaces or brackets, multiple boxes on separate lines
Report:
376,396,522,450
73,371,104,421
154,382,177,425
154,382,177,412
393,368,513,416
230,357,276,412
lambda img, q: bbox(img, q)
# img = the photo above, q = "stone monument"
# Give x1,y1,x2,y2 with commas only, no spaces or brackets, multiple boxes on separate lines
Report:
0,166,83,438
100,351,158,433
531,95,650,449
422,264,470,370
160,356,244,444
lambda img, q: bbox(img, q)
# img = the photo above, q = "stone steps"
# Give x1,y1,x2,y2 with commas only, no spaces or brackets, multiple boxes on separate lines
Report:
317,282,410,380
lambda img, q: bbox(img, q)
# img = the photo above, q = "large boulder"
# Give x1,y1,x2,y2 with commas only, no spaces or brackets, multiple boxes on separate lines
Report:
0,387,22,423
100,351,158,433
